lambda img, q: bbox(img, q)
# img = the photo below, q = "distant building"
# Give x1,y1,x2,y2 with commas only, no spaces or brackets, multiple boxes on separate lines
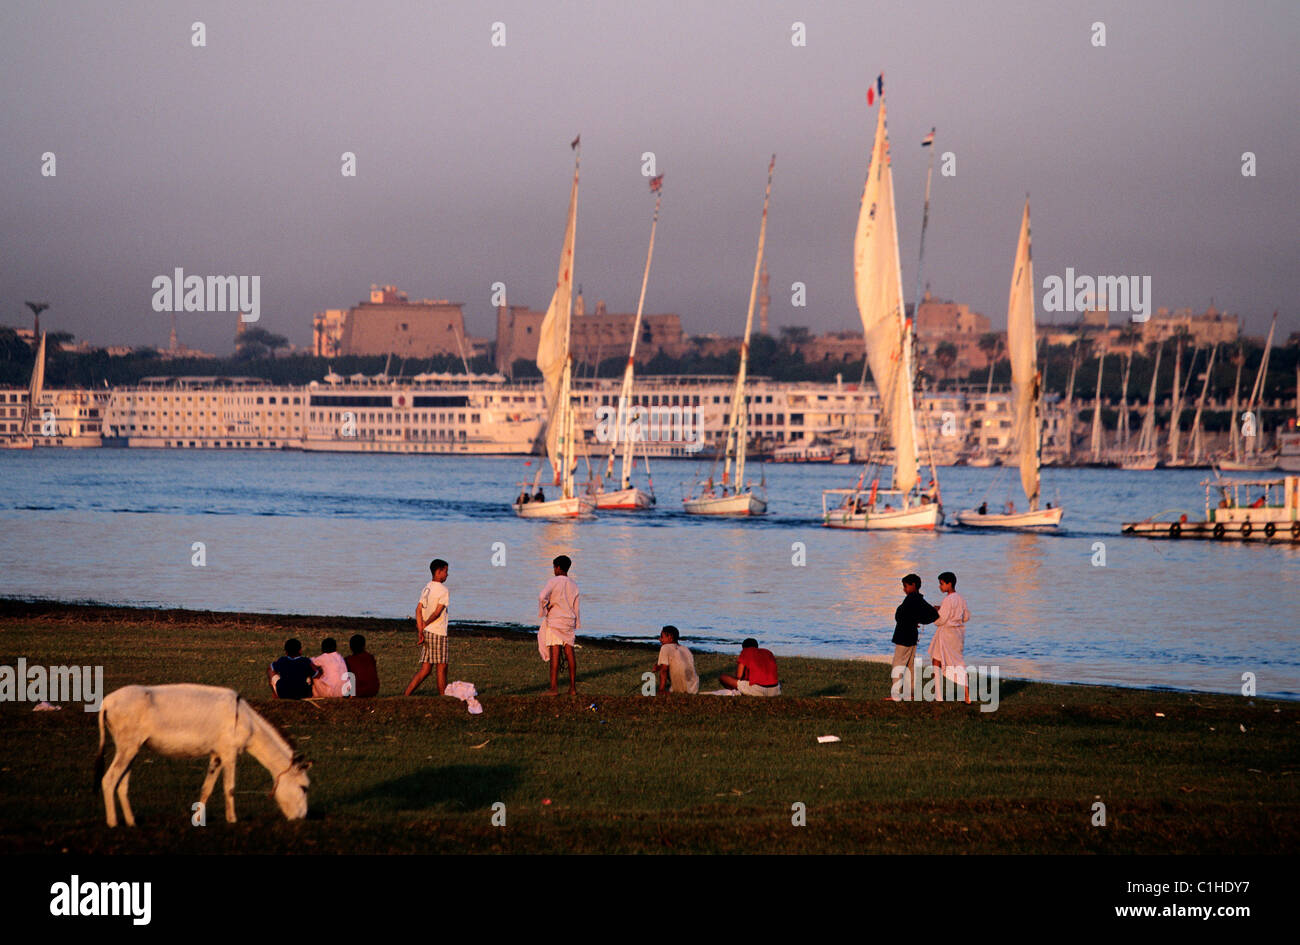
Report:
313,286,483,359
1141,306,1240,347
912,294,994,374
495,291,686,374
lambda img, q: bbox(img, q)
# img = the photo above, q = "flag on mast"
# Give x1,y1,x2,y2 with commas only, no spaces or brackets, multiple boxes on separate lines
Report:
921,128,935,147
649,174,664,192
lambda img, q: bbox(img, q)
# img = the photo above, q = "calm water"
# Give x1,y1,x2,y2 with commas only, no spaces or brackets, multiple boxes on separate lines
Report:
1,449,1297,697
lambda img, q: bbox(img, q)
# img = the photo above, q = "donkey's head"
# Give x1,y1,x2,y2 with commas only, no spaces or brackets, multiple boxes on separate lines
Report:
272,753,312,820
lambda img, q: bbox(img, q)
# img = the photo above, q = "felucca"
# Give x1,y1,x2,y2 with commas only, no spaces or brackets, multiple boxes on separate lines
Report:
956,201,1063,527
514,138,595,518
595,175,664,510
823,84,940,529
682,157,774,516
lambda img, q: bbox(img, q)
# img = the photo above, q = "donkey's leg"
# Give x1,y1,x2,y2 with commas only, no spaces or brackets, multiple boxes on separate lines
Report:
196,753,222,821
101,741,140,828
220,750,238,823
116,769,137,827
102,741,141,827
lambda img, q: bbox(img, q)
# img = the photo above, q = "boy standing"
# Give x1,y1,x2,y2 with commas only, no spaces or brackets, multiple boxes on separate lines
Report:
405,558,449,696
930,571,972,703
888,573,939,700
538,554,580,695
653,625,699,695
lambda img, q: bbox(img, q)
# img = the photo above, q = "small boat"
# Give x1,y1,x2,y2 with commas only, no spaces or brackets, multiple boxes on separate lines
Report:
513,139,595,520
683,156,774,518
955,200,1063,528
1122,474,1300,542
955,504,1063,528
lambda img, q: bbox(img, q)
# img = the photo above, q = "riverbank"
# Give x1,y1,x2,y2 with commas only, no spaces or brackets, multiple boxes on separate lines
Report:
2,599,1296,854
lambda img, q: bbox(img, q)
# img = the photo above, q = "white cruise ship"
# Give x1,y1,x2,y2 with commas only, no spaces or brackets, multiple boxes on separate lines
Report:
9,373,1071,460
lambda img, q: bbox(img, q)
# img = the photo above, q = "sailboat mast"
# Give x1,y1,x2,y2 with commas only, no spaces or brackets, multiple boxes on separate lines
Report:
910,128,936,332
1138,342,1162,455
723,155,775,490
1063,340,1080,462
1229,353,1243,461
1117,352,1132,449
1168,337,1183,463
1190,343,1217,465
1243,313,1277,457
610,180,663,487
1090,353,1105,462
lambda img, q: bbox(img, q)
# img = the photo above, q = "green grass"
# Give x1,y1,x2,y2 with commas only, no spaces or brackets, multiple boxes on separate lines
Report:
2,600,1296,854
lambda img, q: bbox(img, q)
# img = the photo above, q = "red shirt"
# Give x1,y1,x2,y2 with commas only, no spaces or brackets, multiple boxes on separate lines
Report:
738,647,779,686
345,652,380,697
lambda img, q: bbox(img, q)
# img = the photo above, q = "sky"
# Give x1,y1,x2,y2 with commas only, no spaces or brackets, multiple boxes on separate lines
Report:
1,0,1297,353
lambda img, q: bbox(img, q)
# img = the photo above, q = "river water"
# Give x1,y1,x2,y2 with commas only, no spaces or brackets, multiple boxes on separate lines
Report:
2,450,1296,697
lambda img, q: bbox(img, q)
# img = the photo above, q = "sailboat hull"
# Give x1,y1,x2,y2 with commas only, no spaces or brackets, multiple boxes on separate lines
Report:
822,502,940,530
594,486,654,510
683,492,767,516
1218,459,1278,473
514,495,596,519
954,506,1063,528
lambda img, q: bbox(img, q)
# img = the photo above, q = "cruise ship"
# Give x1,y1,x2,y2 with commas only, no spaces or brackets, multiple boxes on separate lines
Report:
4,373,1071,461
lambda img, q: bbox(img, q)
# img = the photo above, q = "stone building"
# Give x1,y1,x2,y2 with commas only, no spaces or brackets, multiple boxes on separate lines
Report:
313,286,482,359
495,291,687,374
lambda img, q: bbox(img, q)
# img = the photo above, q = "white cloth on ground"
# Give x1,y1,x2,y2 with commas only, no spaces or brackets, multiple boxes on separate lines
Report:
443,680,482,714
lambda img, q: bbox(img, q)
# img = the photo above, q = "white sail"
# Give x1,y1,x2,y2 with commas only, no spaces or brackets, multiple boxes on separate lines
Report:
854,103,917,493
1006,200,1039,507
535,152,580,484
24,332,47,436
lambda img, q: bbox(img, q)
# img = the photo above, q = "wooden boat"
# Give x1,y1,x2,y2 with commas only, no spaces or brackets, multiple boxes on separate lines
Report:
513,139,596,520
683,157,774,517
1122,475,1300,543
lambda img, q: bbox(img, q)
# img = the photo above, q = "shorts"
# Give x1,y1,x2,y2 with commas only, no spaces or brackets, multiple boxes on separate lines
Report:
421,632,448,665
736,679,781,697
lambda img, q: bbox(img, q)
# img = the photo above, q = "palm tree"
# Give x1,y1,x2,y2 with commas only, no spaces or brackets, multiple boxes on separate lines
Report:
934,341,958,386
977,332,1003,392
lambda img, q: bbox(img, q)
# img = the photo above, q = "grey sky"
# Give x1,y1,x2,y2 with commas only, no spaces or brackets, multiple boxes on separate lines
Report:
2,0,1297,353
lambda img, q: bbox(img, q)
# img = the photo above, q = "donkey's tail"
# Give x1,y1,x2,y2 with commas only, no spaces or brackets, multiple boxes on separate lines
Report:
93,702,107,794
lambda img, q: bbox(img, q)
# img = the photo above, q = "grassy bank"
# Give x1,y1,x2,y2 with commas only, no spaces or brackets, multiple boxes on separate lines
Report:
1,599,1296,854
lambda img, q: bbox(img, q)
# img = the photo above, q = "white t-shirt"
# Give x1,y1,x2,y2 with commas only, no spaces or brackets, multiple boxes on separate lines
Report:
657,642,699,694
419,580,449,636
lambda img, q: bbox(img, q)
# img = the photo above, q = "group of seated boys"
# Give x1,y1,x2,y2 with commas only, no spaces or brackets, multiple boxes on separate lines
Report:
268,635,380,699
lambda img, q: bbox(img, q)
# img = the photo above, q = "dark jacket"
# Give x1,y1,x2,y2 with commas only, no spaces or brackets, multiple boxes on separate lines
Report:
893,591,940,647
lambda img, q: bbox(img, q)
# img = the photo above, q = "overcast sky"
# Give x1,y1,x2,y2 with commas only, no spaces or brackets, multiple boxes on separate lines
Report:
2,0,1297,354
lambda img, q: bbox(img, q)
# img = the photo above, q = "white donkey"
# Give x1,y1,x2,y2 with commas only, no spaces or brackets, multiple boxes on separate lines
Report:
95,684,311,827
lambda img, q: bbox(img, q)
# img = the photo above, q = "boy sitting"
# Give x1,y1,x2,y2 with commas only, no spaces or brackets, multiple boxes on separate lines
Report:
653,625,699,695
